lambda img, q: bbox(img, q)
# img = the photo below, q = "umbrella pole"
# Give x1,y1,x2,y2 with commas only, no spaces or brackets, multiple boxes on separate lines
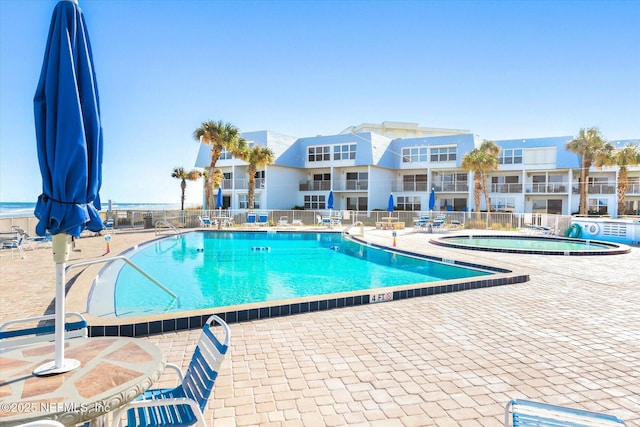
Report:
33,234,81,376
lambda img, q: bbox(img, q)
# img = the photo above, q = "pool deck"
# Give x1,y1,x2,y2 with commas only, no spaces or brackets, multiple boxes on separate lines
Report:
1,227,639,426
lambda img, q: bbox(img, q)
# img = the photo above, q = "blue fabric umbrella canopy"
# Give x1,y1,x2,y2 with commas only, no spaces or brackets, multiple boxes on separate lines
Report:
216,187,223,208
34,0,104,238
429,188,436,211
388,194,394,213
32,0,104,375
327,191,334,209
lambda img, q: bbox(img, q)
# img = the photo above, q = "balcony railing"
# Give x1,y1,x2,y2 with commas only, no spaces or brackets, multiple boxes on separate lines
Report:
525,183,568,193
221,178,264,190
432,182,469,192
588,184,616,194
334,180,368,191
299,180,331,191
626,183,640,195
489,183,523,193
392,181,429,192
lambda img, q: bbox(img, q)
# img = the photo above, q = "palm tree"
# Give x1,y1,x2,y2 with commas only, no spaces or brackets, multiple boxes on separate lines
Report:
596,143,640,216
461,140,500,219
201,168,225,211
461,148,484,220
171,167,202,211
193,120,247,209
566,128,614,215
242,146,275,210
478,140,500,213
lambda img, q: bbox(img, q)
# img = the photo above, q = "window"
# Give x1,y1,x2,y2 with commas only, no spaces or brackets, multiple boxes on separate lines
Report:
346,172,368,190
333,144,356,160
308,146,331,162
499,149,523,165
430,147,456,162
396,196,421,211
312,173,331,191
588,198,608,215
239,194,260,210
346,197,367,211
402,147,428,163
304,194,326,209
403,174,427,191
219,148,233,160
438,173,467,191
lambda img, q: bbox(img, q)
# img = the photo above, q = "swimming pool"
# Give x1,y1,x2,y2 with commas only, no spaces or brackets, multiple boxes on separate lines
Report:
432,234,629,255
90,231,498,317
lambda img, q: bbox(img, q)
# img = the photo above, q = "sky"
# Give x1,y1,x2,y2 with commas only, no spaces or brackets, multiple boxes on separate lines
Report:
1,0,639,206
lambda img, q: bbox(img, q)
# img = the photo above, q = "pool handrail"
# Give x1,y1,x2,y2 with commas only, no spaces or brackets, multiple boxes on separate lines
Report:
67,256,178,301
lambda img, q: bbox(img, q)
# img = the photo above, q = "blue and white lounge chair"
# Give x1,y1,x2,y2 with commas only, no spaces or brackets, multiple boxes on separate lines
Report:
1,232,26,259
257,213,269,226
111,315,230,427
198,216,213,227
504,399,627,427
244,213,257,226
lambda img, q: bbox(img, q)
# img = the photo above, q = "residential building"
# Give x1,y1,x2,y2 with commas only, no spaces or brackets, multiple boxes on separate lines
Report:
194,122,640,217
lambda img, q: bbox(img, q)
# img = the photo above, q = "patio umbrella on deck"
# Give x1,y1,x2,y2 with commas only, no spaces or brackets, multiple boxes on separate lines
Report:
388,194,394,214
33,0,104,375
327,191,334,228
429,188,436,217
216,187,223,209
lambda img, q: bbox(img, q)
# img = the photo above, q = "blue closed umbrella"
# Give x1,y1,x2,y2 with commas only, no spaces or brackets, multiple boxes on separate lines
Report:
429,188,436,211
327,191,334,209
216,187,223,208
33,0,104,375
388,194,394,213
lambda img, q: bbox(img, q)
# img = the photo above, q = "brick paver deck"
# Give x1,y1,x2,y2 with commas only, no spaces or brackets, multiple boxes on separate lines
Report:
1,227,638,426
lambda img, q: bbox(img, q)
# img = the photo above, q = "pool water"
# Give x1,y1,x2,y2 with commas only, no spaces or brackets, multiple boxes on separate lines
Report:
106,231,491,316
445,236,612,251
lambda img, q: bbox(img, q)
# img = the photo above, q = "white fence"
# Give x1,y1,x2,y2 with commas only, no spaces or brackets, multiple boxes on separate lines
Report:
1,209,574,236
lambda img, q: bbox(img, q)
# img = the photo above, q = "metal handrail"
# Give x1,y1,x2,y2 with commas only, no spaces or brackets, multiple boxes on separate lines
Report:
342,221,364,236
66,256,178,301
155,220,181,236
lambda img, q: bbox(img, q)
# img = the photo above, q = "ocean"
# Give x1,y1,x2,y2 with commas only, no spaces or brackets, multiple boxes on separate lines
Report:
0,202,185,219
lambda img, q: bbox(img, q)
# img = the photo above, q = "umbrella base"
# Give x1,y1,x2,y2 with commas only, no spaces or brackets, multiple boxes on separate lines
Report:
33,358,81,376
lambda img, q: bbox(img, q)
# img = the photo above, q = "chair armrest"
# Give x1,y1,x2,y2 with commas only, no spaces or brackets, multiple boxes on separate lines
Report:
110,397,206,427
163,363,185,383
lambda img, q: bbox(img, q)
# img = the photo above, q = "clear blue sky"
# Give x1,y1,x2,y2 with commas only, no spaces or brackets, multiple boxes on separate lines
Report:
1,0,639,206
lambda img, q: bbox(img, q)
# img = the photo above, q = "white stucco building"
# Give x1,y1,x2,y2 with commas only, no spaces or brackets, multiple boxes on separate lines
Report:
194,122,640,217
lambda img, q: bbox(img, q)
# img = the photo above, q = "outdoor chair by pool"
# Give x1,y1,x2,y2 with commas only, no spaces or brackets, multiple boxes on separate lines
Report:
0,312,87,350
198,216,213,227
1,232,26,259
243,213,257,226
504,399,627,427
16,421,66,427
111,315,230,427
257,213,269,226
278,216,290,226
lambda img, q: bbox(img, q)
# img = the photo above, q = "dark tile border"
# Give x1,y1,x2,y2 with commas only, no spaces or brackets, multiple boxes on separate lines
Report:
87,232,528,338
88,271,529,338
430,234,630,256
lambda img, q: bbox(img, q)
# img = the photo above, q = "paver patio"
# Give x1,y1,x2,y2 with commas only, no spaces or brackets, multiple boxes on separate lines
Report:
1,227,638,426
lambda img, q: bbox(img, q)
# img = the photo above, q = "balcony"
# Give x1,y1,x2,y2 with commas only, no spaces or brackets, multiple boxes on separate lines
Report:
298,180,331,191
392,181,428,192
625,183,640,195
432,182,469,192
489,183,523,193
588,184,616,194
334,180,368,191
226,178,264,190
525,183,567,193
